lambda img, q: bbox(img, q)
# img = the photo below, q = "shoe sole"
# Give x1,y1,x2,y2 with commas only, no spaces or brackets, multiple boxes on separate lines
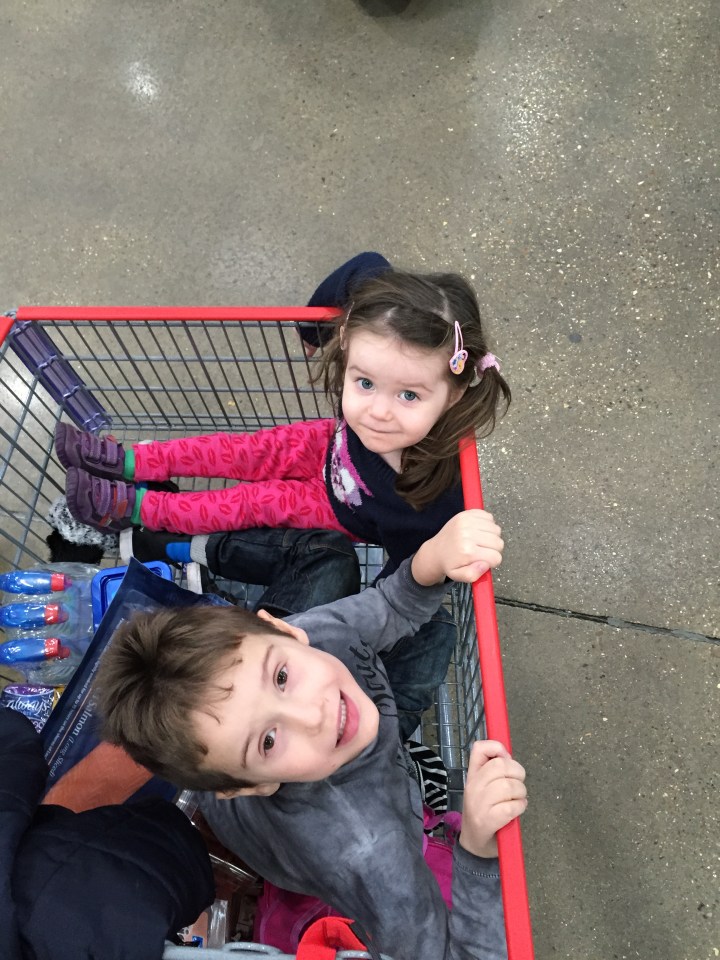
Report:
54,422,76,471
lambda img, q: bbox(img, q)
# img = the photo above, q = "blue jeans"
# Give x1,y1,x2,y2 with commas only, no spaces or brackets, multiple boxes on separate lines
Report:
381,605,457,742
204,527,361,617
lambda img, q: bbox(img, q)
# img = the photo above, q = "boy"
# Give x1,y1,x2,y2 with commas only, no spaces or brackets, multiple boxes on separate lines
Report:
95,510,527,960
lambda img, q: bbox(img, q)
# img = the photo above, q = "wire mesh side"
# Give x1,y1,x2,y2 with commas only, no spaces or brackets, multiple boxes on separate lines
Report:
422,583,485,808
0,340,66,569
32,318,333,435
0,318,334,569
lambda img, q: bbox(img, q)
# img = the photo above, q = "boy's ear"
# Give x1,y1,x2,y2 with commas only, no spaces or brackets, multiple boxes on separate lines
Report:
256,609,310,646
216,781,281,800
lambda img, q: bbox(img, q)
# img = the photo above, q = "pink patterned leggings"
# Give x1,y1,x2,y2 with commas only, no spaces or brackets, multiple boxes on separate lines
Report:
133,419,352,537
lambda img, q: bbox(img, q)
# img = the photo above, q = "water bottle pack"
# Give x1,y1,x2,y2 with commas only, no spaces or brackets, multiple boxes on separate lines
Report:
0,563,99,685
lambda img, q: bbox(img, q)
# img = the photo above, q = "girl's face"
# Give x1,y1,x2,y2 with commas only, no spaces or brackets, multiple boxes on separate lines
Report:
341,328,463,472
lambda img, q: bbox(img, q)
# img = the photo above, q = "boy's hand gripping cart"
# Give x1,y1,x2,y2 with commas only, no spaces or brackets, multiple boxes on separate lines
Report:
0,306,533,959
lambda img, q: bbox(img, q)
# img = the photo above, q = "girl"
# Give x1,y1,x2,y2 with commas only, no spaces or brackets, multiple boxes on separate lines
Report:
58,252,510,737
59,252,509,571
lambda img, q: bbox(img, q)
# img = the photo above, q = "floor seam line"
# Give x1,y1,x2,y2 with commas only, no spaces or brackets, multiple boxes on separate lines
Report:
493,596,720,645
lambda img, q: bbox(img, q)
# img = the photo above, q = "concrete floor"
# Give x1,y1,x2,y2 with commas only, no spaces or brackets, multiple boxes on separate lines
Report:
1,0,717,957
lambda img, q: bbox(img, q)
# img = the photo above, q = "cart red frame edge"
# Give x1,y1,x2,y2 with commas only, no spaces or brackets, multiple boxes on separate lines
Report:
460,436,534,959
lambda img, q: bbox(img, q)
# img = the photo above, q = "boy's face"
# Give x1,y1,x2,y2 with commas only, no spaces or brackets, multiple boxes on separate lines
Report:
193,613,380,798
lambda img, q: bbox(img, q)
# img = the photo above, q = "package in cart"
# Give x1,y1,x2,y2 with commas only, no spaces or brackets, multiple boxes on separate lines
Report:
39,558,227,810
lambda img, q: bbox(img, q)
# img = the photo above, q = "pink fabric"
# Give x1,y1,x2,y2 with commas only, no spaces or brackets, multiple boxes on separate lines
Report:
133,421,335,482
132,420,355,537
421,808,462,910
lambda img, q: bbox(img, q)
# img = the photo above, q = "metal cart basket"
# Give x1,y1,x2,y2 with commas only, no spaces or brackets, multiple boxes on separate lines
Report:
0,306,532,959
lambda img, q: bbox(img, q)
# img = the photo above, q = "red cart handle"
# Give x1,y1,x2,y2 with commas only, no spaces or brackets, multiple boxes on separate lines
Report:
459,435,535,960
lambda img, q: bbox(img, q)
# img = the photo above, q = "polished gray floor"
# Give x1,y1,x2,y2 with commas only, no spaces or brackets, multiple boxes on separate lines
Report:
1,1,718,957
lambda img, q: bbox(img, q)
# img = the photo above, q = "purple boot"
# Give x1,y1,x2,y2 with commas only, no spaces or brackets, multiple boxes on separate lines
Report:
55,422,126,480
65,468,136,532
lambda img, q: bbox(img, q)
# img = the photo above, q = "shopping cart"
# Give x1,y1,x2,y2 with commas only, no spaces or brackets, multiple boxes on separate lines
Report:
0,306,533,959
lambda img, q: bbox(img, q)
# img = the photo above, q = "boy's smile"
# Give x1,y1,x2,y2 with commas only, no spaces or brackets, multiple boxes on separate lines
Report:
192,616,380,796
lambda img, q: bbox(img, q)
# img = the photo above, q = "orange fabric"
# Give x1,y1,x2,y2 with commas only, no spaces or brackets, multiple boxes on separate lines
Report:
296,916,368,959
41,741,152,812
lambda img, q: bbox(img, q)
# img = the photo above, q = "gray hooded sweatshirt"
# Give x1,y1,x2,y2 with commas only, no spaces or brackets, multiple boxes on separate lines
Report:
200,558,507,960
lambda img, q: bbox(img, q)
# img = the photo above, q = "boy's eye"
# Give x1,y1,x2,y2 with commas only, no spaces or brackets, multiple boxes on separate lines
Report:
400,390,418,402
358,377,373,391
263,730,276,752
276,667,288,689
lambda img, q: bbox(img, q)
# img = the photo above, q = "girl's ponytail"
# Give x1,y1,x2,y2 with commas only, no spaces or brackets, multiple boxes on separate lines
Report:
468,362,512,440
397,363,510,511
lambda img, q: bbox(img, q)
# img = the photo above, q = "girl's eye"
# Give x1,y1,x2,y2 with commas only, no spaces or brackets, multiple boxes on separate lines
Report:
400,390,418,402
276,667,288,689
263,730,276,753
358,377,373,391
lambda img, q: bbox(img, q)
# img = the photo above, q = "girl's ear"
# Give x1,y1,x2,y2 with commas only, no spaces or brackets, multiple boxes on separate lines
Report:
447,383,467,410
339,300,353,351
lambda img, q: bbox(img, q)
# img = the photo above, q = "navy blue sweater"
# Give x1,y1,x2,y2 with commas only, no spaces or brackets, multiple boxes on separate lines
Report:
301,250,392,347
325,419,464,577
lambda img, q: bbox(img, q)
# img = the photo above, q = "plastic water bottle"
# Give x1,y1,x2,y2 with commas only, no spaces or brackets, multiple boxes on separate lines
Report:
0,570,72,594
0,636,71,664
0,602,69,629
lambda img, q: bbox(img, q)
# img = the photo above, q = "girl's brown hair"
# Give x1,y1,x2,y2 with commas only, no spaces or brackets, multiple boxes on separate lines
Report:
314,269,511,510
94,605,288,792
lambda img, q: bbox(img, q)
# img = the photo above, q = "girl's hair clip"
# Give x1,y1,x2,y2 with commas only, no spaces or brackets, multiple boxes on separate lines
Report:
469,352,501,386
449,321,468,375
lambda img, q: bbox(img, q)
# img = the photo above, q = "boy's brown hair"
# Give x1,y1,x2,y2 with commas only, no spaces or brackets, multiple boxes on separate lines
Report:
94,604,288,791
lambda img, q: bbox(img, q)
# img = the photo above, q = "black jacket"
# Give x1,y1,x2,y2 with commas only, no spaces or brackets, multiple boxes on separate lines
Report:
1,708,214,960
